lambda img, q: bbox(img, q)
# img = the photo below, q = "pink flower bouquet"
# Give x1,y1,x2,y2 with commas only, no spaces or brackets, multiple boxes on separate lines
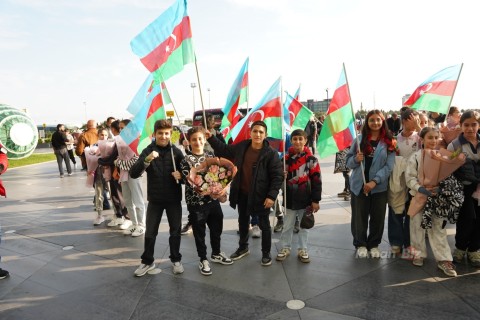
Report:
97,139,115,181
408,148,466,217
187,157,237,201
440,125,462,145
85,146,100,187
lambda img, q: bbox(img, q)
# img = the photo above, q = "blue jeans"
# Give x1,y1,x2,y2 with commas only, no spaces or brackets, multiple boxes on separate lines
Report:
280,208,308,250
141,201,182,265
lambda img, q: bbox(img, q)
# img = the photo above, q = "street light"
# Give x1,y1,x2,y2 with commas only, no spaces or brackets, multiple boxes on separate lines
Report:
83,101,87,121
325,89,329,111
207,88,211,108
190,83,196,112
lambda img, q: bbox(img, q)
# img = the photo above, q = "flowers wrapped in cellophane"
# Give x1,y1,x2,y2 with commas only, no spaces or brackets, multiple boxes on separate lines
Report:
85,145,100,187
440,125,462,145
97,139,115,181
187,157,237,201
408,148,465,217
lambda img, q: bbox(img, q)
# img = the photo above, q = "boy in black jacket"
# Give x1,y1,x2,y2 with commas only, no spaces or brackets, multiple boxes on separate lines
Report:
130,120,185,276
206,120,283,266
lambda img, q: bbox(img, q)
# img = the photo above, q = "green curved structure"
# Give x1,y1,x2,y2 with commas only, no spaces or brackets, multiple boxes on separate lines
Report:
0,104,38,159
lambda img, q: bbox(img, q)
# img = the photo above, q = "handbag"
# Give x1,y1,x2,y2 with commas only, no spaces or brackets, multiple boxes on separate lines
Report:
300,205,315,229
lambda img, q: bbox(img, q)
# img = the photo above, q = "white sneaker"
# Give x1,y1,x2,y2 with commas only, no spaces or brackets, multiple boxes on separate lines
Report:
356,246,368,258
172,261,184,274
199,260,212,276
107,216,124,227
134,263,155,277
119,219,133,230
132,226,145,237
370,247,381,258
93,215,105,226
123,225,136,235
251,225,261,238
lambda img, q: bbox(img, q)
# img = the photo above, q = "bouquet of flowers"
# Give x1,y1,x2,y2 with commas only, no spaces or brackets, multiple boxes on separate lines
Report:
97,139,115,181
440,125,461,145
408,148,465,217
85,145,100,187
187,157,237,200
114,135,138,183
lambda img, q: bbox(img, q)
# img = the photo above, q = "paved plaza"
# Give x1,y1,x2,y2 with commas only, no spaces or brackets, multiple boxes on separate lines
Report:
0,152,479,320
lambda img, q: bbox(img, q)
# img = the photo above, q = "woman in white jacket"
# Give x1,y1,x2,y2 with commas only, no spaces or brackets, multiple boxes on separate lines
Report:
405,126,456,277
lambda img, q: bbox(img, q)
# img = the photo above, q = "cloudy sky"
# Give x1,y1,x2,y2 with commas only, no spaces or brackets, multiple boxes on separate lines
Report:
0,0,478,126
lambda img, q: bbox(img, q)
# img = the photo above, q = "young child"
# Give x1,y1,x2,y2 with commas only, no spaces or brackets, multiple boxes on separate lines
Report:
406,126,457,276
447,110,480,267
276,129,322,263
180,127,233,276
92,128,109,226
130,120,185,276
346,110,396,258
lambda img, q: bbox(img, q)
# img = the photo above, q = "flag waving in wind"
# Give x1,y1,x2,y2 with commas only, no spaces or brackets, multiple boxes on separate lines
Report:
230,78,282,144
317,65,356,158
403,64,463,115
284,92,313,132
130,0,195,80
120,77,168,154
221,57,249,140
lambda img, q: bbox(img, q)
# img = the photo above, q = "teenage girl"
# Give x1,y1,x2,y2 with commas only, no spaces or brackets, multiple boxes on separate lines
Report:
346,110,396,258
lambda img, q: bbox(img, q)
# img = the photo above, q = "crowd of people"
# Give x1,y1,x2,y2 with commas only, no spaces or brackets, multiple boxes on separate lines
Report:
2,106,478,280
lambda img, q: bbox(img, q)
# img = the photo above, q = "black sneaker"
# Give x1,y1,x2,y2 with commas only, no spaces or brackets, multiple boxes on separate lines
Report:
0,268,10,280
181,223,192,235
199,260,212,276
230,248,250,261
273,219,284,233
211,252,234,265
261,252,272,266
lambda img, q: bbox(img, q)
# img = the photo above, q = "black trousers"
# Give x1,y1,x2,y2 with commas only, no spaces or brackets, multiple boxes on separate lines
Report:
190,201,224,260
141,201,182,265
237,192,272,254
456,184,480,251
351,191,388,249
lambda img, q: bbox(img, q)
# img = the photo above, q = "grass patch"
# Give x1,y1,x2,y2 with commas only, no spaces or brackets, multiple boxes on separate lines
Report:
8,153,56,168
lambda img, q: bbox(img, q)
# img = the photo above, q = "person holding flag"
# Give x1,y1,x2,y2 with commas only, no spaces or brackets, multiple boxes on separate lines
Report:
205,120,283,266
346,110,396,258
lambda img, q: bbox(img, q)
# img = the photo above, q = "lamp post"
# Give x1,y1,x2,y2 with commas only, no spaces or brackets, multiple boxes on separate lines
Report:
207,88,211,108
83,101,87,122
190,82,196,112
325,88,329,111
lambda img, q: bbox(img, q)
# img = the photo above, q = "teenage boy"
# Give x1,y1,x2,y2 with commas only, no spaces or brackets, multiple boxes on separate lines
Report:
130,120,185,276
276,129,322,263
205,120,283,266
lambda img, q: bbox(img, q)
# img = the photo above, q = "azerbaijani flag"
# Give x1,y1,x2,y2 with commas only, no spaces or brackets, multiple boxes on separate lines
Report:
130,0,195,80
230,77,282,144
403,64,463,114
317,65,356,158
284,92,313,132
220,57,249,140
120,80,168,154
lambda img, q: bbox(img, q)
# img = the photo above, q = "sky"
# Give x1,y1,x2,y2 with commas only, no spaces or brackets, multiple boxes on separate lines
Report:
0,0,478,127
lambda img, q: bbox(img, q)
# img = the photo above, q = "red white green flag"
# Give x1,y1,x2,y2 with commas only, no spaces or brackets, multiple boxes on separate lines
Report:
317,64,356,158
284,92,313,132
221,57,249,140
130,0,195,80
230,77,282,144
403,64,462,114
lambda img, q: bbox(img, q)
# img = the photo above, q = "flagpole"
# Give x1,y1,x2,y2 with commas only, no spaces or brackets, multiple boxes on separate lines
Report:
445,62,464,118
194,55,208,130
158,73,190,151
281,86,287,223
343,63,367,189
